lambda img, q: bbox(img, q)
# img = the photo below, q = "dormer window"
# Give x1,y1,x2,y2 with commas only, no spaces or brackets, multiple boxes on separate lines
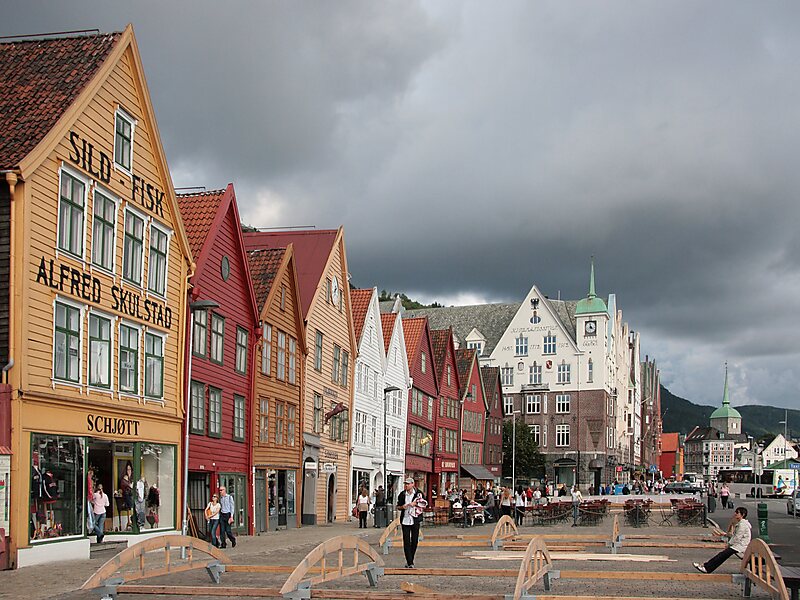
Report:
114,108,135,173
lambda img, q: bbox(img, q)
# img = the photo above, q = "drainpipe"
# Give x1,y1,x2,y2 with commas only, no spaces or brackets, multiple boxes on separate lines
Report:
2,172,18,384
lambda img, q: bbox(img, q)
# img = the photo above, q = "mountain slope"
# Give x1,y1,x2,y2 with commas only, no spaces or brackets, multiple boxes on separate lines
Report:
661,385,798,442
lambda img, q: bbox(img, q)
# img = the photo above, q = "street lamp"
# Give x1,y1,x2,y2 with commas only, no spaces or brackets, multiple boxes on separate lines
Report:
182,299,219,543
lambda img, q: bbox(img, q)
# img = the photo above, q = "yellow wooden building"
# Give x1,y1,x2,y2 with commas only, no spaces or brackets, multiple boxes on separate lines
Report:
0,26,192,567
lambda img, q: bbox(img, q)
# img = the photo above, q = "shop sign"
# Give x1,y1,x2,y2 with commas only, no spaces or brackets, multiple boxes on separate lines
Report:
322,386,339,400
304,462,318,472
0,455,9,532
321,449,339,460
615,466,623,472
441,461,457,470
320,463,336,473
36,256,173,329
87,414,141,436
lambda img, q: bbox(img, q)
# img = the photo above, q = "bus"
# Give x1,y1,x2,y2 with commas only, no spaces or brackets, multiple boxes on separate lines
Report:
717,468,796,498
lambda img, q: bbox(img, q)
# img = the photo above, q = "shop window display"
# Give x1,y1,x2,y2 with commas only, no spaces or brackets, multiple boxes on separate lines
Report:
30,434,85,541
140,443,175,530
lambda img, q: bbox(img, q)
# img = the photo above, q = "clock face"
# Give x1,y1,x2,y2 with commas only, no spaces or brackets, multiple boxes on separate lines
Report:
331,276,340,305
585,320,597,335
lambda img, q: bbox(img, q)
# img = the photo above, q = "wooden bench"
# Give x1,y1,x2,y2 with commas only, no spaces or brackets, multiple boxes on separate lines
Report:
781,565,800,600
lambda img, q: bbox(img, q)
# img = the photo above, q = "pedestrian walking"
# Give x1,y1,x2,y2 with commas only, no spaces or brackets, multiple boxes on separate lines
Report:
500,487,513,517
205,493,221,547
91,483,110,543
514,485,526,526
570,485,583,526
720,483,730,509
398,477,425,568
218,485,237,548
694,507,751,573
357,487,371,528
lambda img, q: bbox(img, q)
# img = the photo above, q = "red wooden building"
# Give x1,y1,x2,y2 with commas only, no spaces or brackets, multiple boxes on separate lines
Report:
177,184,259,535
429,329,460,496
402,317,439,501
455,349,495,490
481,366,504,482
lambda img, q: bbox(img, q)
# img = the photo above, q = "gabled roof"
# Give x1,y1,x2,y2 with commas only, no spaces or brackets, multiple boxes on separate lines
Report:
379,300,399,314
243,229,339,319
0,31,121,170
402,317,427,360
247,247,287,309
404,303,519,356
480,366,500,394
176,189,225,264
661,432,680,453
380,313,397,354
455,348,477,398
350,288,374,344
429,329,451,380
686,426,727,442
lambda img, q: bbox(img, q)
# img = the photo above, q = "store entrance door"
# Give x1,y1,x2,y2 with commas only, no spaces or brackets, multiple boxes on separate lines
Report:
254,470,267,533
277,471,288,527
219,473,247,534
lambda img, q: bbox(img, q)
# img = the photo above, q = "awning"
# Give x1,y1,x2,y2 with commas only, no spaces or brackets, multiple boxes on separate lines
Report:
588,459,605,469
460,464,497,481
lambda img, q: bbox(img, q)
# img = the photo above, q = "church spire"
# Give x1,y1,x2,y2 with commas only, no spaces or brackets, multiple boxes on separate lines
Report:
722,362,730,406
588,255,596,299
575,256,608,316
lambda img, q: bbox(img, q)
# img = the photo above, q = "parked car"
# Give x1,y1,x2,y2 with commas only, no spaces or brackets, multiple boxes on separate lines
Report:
664,481,704,494
787,490,800,515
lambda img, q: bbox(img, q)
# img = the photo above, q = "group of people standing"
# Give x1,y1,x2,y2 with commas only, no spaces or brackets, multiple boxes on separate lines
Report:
204,486,237,548
706,481,731,513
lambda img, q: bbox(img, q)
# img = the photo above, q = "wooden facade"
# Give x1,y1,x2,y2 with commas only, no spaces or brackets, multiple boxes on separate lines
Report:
481,366,504,481
247,244,305,531
430,329,460,495
0,27,192,567
177,184,259,536
456,348,491,488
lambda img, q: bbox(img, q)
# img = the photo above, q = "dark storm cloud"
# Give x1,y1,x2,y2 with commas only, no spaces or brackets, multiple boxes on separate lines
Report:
3,1,800,409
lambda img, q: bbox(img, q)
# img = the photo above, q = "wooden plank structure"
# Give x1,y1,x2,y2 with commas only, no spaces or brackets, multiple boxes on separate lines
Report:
381,515,516,554
279,535,384,599
81,534,231,596
512,537,555,600
741,538,790,600
491,515,519,550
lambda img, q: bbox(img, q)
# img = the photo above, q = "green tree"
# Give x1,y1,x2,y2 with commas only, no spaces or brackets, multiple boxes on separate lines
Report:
377,290,442,309
502,417,546,481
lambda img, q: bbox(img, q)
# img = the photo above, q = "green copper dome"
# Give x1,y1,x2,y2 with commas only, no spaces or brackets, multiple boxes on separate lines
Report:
710,366,741,420
575,258,608,316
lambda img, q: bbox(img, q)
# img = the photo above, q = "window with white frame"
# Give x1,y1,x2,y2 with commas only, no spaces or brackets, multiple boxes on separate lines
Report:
122,210,145,285
501,366,514,386
503,395,514,415
277,330,286,380
467,341,483,355
58,169,86,258
313,393,323,433
341,350,349,387
332,344,341,383
147,224,169,296
275,401,284,445
515,335,528,356
92,189,116,271
421,351,426,373
530,424,541,445
556,424,570,447
54,301,81,383
543,334,556,355
526,394,541,414
210,313,224,364
261,324,272,375
144,332,164,399
371,416,377,447
88,313,112,388
209,387,222,437
235,326,248,375
542,423,548,447
587,359,593,382
287,404,296,446
607,426,614,449
354,410,367,444
114,108,134,172
233,394,245,441
190,381,205,434
288,336,297,384
447,365,451,387
557,361,570,384
529,362,542,384
119,323,139,394
193,310,208,357
556,394,570,413
259,398,269,442
314,330,323,371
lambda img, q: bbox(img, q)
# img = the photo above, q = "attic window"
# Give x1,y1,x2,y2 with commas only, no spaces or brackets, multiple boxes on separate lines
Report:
114,108,135,173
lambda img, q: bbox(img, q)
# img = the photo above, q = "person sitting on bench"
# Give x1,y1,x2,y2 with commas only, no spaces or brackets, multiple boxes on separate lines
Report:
693,506,751,573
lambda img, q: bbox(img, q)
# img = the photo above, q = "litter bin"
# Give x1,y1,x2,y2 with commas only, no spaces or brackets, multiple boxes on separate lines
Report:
374,505,388,528
757,502,770,543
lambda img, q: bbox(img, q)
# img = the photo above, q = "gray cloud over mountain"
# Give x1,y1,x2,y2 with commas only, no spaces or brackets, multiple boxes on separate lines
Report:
5,1,800,411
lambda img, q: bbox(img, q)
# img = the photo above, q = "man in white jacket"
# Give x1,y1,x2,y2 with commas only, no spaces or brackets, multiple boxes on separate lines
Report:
694,506,751,573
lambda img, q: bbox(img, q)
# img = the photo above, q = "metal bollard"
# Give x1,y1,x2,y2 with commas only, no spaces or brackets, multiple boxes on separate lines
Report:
757,502,770,543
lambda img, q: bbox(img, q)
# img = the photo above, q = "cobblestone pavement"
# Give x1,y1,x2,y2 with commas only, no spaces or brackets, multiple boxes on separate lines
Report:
0,515,776,600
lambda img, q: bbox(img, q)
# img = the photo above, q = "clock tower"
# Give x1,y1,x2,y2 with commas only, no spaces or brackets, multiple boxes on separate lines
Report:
576,259,610,388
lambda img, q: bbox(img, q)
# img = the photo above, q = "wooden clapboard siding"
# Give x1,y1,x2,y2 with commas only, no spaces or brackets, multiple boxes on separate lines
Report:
0,184,9,365
187,200,257,474
435,332,459,472
462,353,486,446
302,233,355,523
18,41,188,421
252,248,304,473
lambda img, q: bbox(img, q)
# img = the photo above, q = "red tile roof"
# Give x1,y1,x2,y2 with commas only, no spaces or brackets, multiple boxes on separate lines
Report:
243,229,338,319
661,432,680,453
381,313,396,354
0,32,121,170
247,247,287,309
176,188,226,262
429,329,451,379
455,348,477,397
350,289,373,344
402,317,427,360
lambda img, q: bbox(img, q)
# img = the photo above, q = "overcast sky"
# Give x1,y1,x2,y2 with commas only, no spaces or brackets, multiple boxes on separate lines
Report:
5,2,800,412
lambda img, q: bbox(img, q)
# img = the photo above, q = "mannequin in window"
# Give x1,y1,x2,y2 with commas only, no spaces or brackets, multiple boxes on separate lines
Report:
135,474,147,528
